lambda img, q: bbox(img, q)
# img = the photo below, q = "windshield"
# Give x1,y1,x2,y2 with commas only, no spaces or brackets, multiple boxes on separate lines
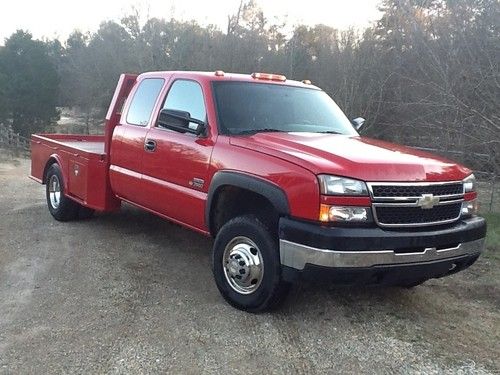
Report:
213,81,358,136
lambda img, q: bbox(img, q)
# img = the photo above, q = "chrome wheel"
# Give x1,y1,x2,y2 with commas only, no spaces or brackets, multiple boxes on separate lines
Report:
223,236,264,295
48,174,61,209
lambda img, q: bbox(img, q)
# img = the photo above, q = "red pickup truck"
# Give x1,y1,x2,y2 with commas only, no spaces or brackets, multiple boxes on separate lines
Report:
30,71,487,311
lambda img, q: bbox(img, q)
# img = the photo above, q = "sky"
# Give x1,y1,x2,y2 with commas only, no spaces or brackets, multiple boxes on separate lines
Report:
0,0,382,44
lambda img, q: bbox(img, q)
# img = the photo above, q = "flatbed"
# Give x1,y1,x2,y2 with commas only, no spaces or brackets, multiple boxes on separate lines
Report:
31,134,118,211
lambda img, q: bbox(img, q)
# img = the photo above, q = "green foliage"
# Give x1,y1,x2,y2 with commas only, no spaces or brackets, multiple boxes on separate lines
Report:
0,66,8,123
0,30,60,136
483,212,500,253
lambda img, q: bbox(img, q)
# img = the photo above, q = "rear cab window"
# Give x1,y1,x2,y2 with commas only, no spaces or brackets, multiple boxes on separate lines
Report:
126,78,165,126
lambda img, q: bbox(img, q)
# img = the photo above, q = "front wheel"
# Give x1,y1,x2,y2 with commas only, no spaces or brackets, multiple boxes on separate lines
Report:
212,215,290,312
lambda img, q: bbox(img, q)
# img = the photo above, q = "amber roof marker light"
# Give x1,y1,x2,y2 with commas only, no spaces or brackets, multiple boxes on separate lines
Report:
251,72,287,82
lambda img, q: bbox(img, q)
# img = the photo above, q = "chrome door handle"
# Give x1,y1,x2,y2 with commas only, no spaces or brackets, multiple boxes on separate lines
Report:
144,139,157,152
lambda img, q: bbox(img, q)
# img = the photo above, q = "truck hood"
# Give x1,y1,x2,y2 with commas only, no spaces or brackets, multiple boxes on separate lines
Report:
229,132,470,182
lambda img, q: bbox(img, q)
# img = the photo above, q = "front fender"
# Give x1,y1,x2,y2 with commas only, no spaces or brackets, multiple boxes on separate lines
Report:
205,171,290,233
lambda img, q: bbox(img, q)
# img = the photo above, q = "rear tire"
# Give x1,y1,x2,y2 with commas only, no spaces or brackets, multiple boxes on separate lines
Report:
45,164,79,221
212,215,290,312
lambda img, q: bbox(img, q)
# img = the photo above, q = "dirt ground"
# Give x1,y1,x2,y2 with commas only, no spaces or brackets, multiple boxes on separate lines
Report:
0,157,498,374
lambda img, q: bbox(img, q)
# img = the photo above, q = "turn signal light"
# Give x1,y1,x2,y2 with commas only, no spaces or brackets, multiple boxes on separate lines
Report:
319,204,330,222
251,72,286,82
319,204,370,223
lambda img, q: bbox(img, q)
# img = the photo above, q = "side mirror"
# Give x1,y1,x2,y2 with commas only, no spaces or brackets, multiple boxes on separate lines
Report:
158,109,206,136
351,117,365,131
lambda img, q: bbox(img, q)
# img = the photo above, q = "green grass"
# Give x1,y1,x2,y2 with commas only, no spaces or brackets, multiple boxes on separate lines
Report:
482,212,500,260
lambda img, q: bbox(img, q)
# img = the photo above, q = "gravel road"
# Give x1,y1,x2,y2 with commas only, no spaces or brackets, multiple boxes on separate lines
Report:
0,158,498,374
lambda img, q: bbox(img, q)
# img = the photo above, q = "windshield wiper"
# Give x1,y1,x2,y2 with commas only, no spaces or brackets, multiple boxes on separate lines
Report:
232,128,286,135
317,130,341,134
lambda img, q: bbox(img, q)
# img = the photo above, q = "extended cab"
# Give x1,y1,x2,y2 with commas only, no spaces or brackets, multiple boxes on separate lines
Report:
30,71,487,311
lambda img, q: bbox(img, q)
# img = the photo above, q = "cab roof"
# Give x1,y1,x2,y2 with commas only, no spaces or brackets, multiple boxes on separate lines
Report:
137,70,321,90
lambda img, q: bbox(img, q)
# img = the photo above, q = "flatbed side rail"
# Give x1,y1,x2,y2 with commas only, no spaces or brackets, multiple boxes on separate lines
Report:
31,134,105,157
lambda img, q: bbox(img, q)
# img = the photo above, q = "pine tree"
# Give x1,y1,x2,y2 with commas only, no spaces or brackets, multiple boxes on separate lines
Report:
0,30,60,136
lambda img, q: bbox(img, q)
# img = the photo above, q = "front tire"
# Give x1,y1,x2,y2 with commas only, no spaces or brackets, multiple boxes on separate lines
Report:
212,215,290,312
45,163,79,221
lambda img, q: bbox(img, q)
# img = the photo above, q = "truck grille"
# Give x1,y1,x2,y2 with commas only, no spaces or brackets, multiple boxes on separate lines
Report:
375,203,462,225
371,183,463,198
368,182,464,228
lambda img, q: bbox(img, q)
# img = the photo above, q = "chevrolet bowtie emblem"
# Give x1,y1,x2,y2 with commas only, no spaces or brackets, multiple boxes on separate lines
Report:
417,194,440,209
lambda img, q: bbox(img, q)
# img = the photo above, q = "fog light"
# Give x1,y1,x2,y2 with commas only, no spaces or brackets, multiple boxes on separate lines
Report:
461,199,478,217
329,206,369,222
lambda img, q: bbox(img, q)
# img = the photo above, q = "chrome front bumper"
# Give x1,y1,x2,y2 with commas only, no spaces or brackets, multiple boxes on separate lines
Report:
280,237,485,270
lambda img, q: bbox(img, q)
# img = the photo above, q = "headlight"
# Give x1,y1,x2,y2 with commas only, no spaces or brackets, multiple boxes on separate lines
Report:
463,174,476,192
318,175,368,195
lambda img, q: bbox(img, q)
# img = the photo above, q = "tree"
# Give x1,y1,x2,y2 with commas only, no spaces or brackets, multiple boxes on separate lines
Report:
369,0,499,171
0,30,60,136
1,2,496,173
0,65,8,124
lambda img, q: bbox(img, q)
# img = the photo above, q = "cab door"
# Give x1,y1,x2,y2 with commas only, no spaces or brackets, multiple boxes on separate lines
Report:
109,77,165,205
141,78,214,230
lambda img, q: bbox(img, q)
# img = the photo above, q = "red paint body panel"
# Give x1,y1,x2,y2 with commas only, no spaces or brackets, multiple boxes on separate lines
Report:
141,127,214,229
320,196,372,207
208,136,319,221
30,134,120,211
229,133,471,182
109,124,149,204
30,70,474,234
464,192,477,201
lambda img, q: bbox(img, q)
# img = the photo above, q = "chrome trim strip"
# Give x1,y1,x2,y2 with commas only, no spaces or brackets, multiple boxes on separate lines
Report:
372,199,463,208
371,193,464,202
280,238,484,270
367,181,464,185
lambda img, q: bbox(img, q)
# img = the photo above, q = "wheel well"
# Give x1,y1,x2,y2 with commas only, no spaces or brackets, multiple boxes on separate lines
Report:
209,186,280,237
42,158,58,184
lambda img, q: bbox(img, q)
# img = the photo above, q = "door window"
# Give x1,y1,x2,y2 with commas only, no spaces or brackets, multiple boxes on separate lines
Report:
162,80,206,124
126,78,164,126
